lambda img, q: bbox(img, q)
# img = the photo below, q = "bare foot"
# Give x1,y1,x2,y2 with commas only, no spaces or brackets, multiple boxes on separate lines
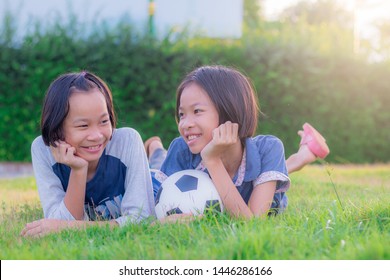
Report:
144,136,164,158
149,140,164,157
298,145,317,165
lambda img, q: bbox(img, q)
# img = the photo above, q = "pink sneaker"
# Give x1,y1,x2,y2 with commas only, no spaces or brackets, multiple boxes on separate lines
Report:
300,123,330,159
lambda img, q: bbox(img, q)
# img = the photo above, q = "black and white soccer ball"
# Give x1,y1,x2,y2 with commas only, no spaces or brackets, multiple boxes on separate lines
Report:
155,169,224,219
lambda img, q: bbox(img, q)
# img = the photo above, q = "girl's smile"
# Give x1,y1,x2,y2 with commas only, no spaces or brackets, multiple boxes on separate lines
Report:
184,133,202,146
80,143,104,153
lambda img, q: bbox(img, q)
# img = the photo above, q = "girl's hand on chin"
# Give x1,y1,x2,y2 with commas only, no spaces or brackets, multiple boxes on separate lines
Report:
201,121,239,162
50,141,88,170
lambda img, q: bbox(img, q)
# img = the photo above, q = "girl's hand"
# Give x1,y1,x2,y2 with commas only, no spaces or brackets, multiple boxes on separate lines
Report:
201,121,239,163
156,213,199,225
20,219,69,238
50,141,88,170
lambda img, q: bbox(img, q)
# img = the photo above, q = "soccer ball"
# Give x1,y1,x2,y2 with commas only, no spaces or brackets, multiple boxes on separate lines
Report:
155,169,224,219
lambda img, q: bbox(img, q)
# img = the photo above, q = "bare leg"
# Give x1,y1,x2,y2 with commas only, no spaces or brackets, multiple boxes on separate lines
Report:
144,137,167,170
286,131,317,173
287,125,329,173
144,136,164,158
148,139,164,158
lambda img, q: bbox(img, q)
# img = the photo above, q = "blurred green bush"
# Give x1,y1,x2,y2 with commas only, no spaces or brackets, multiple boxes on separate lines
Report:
0,15,389,163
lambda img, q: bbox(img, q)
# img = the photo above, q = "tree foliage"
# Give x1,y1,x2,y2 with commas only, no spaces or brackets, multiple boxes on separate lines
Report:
280,0,353,28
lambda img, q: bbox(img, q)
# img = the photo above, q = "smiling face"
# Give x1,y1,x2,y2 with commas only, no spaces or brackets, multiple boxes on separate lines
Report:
63,89,112,167
178,83,219,154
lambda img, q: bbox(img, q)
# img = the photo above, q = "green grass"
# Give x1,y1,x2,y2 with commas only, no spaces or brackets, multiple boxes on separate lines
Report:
0,164,389,260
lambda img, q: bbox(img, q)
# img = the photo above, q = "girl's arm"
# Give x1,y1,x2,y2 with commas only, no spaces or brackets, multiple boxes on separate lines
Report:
32,137,88,221
62,168,88,219
205,158,253,218
201,122,257,218
201,122,281,219
248,181,277,215
205,158,276,218
111,128,156,226
50,141,89,220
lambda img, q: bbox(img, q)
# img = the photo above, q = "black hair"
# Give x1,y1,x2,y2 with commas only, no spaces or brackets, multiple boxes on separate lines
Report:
41,71,116,146
176,65,260,139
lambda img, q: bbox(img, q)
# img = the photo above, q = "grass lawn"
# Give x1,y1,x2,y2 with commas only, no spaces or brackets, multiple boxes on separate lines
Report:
0,164,389,260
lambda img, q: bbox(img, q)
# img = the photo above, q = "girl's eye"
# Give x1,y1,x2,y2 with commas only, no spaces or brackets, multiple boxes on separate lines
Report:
178,112,184,119
101,119,110,124
194,109,202,114
77,124,88,128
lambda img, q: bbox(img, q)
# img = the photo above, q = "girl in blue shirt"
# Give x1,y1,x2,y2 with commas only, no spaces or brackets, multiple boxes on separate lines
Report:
146,65,329,220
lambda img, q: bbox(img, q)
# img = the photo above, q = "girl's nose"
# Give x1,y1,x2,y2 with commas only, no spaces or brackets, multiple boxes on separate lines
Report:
179,116,195,130
88,128,104,141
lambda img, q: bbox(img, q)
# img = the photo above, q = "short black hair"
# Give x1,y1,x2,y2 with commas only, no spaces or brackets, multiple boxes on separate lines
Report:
176,65,260,139
41,71,116,146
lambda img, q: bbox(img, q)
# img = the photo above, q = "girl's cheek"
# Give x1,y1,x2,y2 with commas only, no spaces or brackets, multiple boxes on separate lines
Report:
177,122,184,133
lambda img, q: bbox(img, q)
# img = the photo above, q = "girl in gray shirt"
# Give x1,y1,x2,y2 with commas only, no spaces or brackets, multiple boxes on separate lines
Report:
21,71,155,237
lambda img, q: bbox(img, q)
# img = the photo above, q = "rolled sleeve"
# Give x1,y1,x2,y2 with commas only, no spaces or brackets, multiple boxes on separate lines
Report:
253,171,290,193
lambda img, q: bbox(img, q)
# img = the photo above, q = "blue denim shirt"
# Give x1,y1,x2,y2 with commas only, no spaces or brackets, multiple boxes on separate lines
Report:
157,135,290,213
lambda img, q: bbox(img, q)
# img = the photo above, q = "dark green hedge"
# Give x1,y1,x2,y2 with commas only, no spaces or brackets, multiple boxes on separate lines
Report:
0,21,389,163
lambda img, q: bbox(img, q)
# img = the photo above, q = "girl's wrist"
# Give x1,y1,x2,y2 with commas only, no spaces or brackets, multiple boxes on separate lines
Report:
70,163,88,172
202,157,223,170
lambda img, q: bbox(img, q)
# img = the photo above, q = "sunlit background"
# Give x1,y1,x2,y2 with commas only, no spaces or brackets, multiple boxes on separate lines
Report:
265,0,390,60
0,0,389,164
1,0,390,59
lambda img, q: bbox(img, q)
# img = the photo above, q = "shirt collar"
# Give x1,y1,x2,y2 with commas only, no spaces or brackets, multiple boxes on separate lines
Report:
191,152,203,170
192,137,260,185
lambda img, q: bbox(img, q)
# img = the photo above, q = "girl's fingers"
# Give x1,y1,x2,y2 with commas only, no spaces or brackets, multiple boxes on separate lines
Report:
226,122,238,139
213,121,228,141
66,147,76,156
212,127,220,141
232,122,239,141
23,227,42,238
50,141,78,164
217,123,225,140
216,121,239,143
59,142,71,155
20,220,42,237
159,213,194,224
20,227,28,236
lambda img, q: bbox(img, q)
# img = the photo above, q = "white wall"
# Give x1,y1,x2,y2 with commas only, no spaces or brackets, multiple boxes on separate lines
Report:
0,0,243,39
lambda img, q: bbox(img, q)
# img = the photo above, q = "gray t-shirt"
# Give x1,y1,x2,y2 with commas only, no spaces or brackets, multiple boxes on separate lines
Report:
31,127,156,226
